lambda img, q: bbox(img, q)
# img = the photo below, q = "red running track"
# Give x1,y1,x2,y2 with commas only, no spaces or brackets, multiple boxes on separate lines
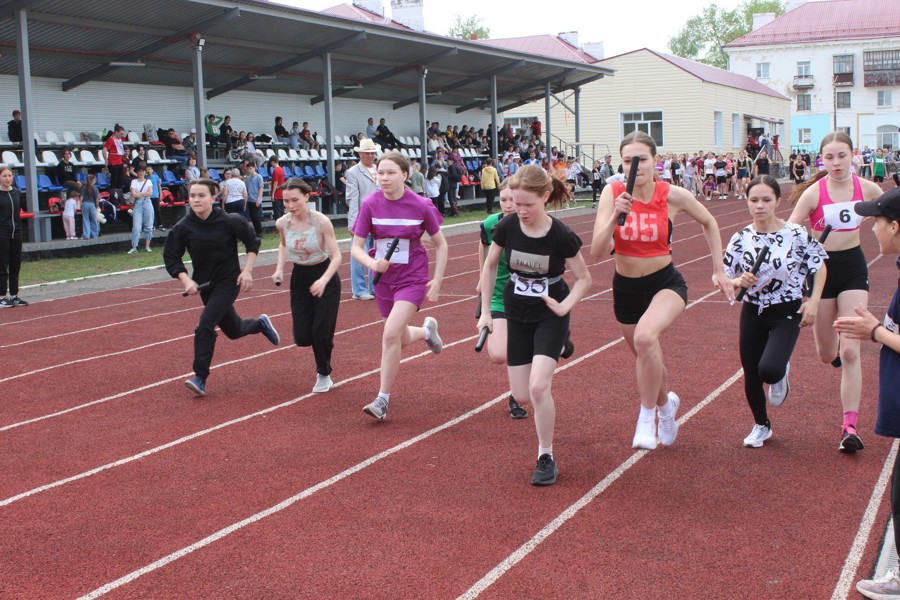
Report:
1,198,897,599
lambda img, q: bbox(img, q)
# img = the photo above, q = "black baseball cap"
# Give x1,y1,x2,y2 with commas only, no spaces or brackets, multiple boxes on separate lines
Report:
854,186,900,221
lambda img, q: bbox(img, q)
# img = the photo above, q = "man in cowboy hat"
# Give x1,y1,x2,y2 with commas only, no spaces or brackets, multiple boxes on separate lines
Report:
346,138,381,299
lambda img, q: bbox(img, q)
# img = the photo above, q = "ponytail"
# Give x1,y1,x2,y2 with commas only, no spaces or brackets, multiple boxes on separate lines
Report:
787,168,826,205
790,130,854,205
509,164,572,210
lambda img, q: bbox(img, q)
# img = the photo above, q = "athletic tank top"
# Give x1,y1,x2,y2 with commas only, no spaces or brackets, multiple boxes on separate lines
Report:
809,175,864,232
285,212,329,266
611,181,673,258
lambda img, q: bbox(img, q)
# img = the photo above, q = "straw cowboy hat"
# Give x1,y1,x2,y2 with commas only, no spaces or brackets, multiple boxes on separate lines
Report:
353,138,381,153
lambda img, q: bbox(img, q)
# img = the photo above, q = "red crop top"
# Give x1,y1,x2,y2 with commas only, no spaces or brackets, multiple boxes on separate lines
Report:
808,175,864,232
611,181,673,258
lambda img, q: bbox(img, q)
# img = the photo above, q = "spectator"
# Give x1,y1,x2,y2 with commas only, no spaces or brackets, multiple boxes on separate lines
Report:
299,122,318,151
269,156,286,219
408,160,424,195
163,128,189,169
374,118,402,150
205,114,223,142
0,166,26,307
531,117,542,140
219,115,237,154
244,162,264,237
80,174,100,239
481,157,501,214
220,167,247,216
129,145,147,179
127,160,154,254
7,109,21,144
275,116,298,149
242,132,266,168
345,138,380,299
366,117,377,140
56,148,82,196
103,124,127,203
424,165,443,215
447,157,463,215
147,166,163,230
182,129,198,157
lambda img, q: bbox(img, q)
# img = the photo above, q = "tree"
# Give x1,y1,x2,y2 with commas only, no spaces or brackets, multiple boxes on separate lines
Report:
447,15,490,41
668,0,784,69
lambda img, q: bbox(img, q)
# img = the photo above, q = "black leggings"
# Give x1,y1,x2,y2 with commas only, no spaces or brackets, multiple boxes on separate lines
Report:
194,283,261,379
739,300,802,426
290,260,341,375
0,236,23,296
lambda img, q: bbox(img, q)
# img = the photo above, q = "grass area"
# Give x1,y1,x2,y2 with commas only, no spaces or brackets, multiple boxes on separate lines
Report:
19,209,489,286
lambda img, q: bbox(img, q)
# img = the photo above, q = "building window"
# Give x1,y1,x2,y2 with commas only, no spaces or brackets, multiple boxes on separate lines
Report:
878,90,893,107
833,54,854,74
836,91,851,108
878,124,899,150
864,50,900,71
797,94,811,111
714,111,723,147
836,126,851,137
732,113,741,148
622,111,664,147
797,61,811,76
798,129,811,145
756,62,770,78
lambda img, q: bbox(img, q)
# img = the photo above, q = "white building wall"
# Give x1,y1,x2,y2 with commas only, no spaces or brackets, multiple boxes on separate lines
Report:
0,75,464,142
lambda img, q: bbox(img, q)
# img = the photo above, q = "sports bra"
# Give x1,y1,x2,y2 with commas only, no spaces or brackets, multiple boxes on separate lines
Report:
611,181,673,258
809,175,864,232
285,211,329,266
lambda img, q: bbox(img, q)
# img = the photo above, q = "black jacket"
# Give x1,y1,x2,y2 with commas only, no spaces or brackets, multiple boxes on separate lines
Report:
0,187,22,239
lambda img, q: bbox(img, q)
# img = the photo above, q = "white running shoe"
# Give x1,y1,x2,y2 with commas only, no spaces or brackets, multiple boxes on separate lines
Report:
632,415,658,450
657,392,680,447
857,569,900,599
743,424,772,448
363,396,389,420
312,374,333,393
768,363,790,407
423,316,443,354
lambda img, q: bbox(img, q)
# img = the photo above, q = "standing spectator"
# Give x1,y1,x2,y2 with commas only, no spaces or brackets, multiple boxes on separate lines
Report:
103,125,127,202
407,160,424,195
481,158,501,214
184,154,200,184
873,148,887,184
753,150,771,178
220,168,247,215
424,165,443,215
530,118,541,140
147,166,163,230
447,157,463,214
127,161,154,254
6,109,21,144
0,166,26,307
269,156,286,219
62,193,78,240
244,162,264,237
345,138,380,299
80,174,100,239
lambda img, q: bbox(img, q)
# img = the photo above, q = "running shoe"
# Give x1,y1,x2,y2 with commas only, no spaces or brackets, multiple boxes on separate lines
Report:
0,297,14,308
560,332,574,359
657,392,680,447
893,173,900,187
145,247,152,253
632,416,658,450
531,453,558,486
10,296,28,307
840,426,864,453
127,248,138,255
184,376,207,397
508,396,528,419
363,396,389,420
312,374,333,393
258,314,280,345
423,316,443,354
352,293,375,300
768,363,790,406
743,424,772,448
857,570,900,599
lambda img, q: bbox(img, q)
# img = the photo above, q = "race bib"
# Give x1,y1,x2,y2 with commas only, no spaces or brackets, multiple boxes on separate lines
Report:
375,238,410,264
513,275,549,298
822,202,863,230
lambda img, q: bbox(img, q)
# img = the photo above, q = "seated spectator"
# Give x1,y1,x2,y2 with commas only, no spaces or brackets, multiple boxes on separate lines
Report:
291,121,309,150
182,129,198,157
130,145,148,178
275,116,299,149
373,118,402,150
366,117,377,140
7,109,21,144
205,113,223,143
242,132,266,168
55,148,82,196
184,154,200,183
219,115,237,153
163,128,189,169
299,122,318,150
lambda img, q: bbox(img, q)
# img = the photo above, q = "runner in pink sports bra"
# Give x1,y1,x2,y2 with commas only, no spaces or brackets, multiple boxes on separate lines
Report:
808,175,864,232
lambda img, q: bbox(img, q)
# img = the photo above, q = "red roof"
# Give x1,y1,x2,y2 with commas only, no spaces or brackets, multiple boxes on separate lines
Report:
727,0,900,47
599,48,788,100
473,35,598,64
321,3,411,30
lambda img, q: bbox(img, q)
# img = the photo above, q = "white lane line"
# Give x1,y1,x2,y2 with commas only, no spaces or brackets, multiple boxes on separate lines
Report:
73,327,633,600
457,367,745,600
831,439,900,600
0,296,477,431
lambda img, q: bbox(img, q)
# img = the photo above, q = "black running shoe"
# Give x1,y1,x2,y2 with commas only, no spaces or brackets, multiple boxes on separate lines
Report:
839,427,864,453
531,453,558,486
893,173,900,187
258,314,280,345
560,332,574,359
508,396,528,419
10,296,28,307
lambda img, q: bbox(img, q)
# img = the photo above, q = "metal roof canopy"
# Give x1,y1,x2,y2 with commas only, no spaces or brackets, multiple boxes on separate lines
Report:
1,0,612,242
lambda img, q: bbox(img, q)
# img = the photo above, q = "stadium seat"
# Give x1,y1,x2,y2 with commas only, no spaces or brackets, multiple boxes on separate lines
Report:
292,165,305,178
298,149,312,161
315,164,327,178
79,150,101,166
0,132,14,148
44,131,61,146
93,150,106,165
277,148,289,161
207,168,221,182
342,135,352,147
62,131,77,146
41,150,59,167
38,174,64,192
259,165,271,180
14,175,26,191
2,150,24,168
162,170,186,187
303,165,316,180
94,172,110,189
287,149,301,162
127,131,146,146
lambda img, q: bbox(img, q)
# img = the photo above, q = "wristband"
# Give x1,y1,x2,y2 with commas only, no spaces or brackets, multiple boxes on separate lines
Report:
871,324,883,343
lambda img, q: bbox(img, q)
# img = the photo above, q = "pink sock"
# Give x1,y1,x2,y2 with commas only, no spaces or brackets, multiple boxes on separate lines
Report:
843,411,859,430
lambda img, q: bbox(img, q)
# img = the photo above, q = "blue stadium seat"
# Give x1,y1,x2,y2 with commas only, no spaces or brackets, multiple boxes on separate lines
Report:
162,170,186,186
292,165,305,179
14,175,26,192
258,165,271,180
94,172,110,189
38,174,64,192
314,164,327,178
207,168,221,182
303,165,316,180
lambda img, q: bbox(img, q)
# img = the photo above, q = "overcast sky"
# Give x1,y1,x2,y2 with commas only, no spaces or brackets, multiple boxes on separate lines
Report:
276,0,778,58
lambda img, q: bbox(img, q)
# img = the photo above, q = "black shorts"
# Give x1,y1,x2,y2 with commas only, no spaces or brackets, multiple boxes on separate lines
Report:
874,175,884,183
506,313,570,367
822,245,868,299
490,310,506,319
613,263,688,325
716,176,726,185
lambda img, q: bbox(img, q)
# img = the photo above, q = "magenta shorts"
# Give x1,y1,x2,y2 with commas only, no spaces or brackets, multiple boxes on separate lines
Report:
375,280,427,318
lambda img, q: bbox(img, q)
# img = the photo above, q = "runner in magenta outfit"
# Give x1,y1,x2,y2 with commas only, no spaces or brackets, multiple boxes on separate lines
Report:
350,151,448,420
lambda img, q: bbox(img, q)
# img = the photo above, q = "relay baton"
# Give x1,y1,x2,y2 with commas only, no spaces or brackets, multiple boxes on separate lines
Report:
735,245,770,302
275,277,282,286
372,237,400,286
182,281,211,297
475,327,490,352
475,293,482,319
802,224,832,296
617,158,641,226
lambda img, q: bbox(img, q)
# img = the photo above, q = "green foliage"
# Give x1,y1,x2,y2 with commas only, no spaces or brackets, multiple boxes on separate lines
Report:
447,15,490,41
668,0,784,69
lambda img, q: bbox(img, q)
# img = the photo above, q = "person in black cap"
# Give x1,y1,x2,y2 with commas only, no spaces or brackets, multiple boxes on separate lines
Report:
835,185,900,600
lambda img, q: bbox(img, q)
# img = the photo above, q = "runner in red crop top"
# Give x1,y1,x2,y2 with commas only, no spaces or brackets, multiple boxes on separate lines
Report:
591,131,733,452
610,180,672,257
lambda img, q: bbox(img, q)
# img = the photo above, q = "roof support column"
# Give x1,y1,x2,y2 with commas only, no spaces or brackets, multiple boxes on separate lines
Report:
574,86,581,160
322,52,335,194
191,38,207,169
545,82,552,160
418,67,427,169
15,10,41,241
490,74,498,160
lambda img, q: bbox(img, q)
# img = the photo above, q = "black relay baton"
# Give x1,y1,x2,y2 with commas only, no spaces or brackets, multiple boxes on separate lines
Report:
735,245,770,302
475,327,490,352
372,237,400,286
802,224,832,297
617,159,641,226
182,281,211,297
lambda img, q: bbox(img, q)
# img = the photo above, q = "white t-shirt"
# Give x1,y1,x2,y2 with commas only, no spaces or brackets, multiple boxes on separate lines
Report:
130,178,151,200
222,178,246,204
703,158,715,175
